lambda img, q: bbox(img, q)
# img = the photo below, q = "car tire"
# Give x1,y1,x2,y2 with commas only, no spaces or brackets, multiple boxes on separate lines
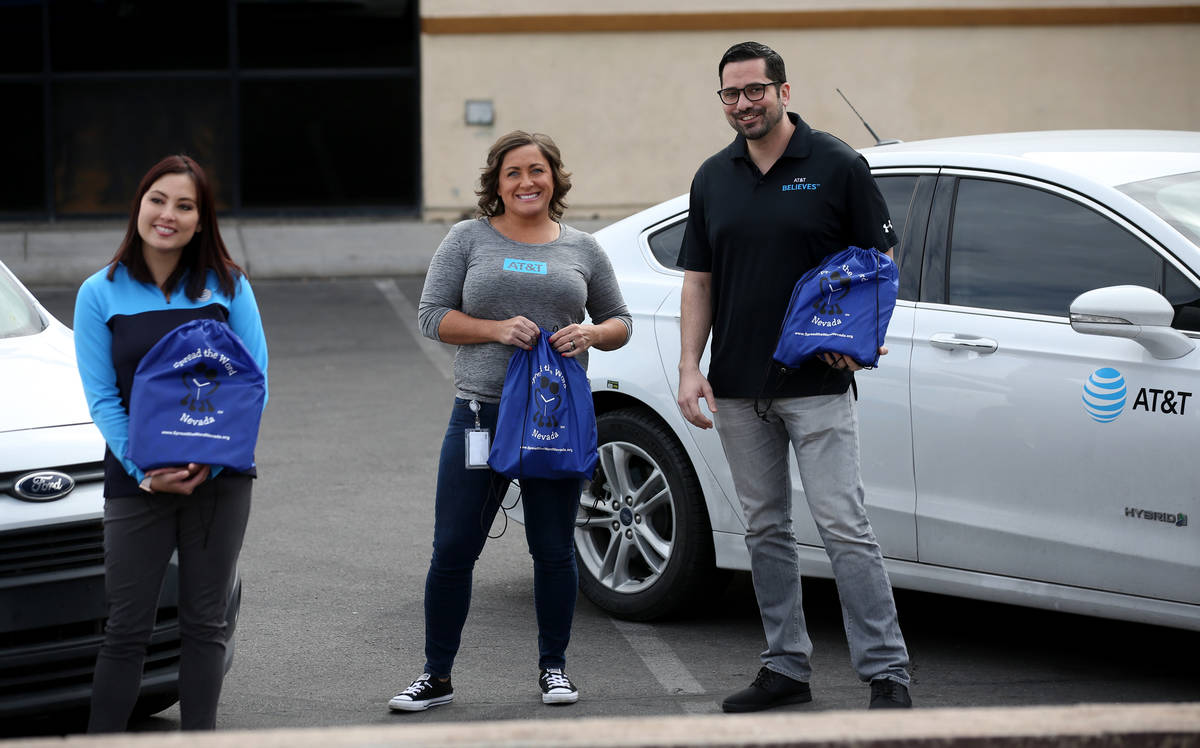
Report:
575,407,718,620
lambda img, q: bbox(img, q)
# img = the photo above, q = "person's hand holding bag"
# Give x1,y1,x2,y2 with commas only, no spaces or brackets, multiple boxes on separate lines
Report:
488,327,598,480
494,315,541,350
141,463,211,495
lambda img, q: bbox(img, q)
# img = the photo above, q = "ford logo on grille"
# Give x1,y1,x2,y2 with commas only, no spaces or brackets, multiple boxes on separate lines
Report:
12,470,76,502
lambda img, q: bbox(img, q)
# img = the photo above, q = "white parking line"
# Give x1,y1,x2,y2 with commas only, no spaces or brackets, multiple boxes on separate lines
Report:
375,278,454,382
611,620,706,695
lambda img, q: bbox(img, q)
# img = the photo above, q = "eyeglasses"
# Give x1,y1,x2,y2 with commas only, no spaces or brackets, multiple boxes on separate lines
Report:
717,81,782,105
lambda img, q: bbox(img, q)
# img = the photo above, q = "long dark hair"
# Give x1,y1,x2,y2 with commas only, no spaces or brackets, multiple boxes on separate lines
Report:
475,131,572,221
106,155,242,300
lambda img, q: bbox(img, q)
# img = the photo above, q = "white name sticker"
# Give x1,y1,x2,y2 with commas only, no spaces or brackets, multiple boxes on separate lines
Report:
503,258,547,274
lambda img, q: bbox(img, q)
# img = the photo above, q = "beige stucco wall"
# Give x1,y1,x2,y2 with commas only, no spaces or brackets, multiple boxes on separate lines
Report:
420,4,1200,220
426,0,1197,14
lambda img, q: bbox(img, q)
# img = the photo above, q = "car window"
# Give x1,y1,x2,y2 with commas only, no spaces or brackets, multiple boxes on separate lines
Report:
1164,263,1200,332
1118,170,1200,248
1118,170,1200,331
875,175,918,257
0,270,46,339
947,178,1161,317
648,219,686,270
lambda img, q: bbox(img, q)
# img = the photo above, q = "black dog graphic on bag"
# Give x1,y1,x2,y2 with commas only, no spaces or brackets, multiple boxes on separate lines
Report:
814,269,853,316
180,362,221,412
533,374,563,428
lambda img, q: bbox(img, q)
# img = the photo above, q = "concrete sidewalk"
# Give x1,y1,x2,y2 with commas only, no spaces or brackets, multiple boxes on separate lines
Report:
8,703,1200,747
0,217,615,287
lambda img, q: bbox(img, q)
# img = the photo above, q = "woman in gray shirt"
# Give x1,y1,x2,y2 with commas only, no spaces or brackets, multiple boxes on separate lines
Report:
388,132,631,712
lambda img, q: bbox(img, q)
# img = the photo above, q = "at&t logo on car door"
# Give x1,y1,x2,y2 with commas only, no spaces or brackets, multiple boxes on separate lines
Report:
1082,367,1192,423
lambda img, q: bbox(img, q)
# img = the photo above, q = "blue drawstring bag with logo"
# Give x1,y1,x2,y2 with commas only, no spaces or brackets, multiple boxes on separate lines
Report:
488,328,598,480
127,319,266,472
772,246,899,369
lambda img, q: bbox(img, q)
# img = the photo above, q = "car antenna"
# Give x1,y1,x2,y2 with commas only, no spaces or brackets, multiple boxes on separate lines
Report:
836,88,901,146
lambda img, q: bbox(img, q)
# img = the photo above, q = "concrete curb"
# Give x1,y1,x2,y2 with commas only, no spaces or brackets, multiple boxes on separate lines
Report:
0,218,617,287
7,703,1200,747
232,220,452,280
0,220,453,288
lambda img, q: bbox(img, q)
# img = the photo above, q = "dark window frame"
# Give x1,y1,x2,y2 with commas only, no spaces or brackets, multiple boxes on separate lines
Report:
646,213,688,271
0,0,421,221
872,172,935,302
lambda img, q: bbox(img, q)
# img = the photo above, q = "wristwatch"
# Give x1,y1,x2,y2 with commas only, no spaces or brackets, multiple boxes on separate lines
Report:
139,475,154,493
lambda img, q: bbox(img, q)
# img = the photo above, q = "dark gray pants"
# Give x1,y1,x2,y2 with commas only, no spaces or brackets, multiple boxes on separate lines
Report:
88,474,251,733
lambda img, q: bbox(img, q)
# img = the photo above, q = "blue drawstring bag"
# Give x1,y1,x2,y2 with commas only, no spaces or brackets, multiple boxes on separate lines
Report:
127,319,266,472
772,246,899,369
488,328,598,480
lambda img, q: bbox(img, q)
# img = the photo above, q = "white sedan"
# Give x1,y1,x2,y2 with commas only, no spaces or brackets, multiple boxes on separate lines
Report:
578,130,1200,631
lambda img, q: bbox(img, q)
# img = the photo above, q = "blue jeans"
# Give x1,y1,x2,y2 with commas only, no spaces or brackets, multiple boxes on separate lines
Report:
714,392,910,686
423,398,580,677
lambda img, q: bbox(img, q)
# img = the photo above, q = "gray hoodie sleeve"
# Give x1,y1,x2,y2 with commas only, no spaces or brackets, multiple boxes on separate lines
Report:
417,222,469,343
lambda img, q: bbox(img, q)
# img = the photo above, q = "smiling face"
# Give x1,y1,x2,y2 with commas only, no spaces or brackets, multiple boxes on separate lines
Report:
721,58,789,141
497,144,555,220
136,172,199,256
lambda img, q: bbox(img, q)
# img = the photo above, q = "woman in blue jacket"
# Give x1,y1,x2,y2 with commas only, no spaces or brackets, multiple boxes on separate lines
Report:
74,155,268,732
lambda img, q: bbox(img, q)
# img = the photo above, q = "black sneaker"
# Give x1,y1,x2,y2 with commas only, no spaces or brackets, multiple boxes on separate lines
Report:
721,666,812,713
388,673,454,712
868,678,912,709
539,667,579,705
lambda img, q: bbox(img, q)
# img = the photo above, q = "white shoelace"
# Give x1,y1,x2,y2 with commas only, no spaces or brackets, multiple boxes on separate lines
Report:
542,669,572,690
400,674,433,697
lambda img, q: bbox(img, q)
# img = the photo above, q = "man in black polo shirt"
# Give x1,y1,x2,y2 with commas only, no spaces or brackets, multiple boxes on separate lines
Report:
676,41,912,712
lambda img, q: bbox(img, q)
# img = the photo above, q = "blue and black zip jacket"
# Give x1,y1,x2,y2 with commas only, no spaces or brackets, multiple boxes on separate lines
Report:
74,262,270,498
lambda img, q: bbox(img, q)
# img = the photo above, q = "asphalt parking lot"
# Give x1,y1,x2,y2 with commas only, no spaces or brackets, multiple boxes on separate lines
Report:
6,274,1196,738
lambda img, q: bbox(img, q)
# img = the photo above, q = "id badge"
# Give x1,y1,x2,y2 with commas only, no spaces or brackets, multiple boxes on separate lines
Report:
465,428,491,469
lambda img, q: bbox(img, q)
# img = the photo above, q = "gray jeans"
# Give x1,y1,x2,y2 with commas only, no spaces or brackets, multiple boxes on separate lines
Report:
88,475,251,732
714,393,909,685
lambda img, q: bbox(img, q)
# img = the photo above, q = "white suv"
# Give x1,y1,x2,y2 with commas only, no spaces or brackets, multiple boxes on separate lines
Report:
578,130,1200,631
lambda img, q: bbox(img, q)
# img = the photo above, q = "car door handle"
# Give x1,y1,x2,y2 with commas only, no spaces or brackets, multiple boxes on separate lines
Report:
928,333,998,353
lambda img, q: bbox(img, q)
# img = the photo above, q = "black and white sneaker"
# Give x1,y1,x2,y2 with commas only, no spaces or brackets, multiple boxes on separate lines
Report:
538,667,579,705
388,673,454,712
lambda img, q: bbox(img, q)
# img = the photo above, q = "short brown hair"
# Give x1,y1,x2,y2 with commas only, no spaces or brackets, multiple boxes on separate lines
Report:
719,41,787,85
476,131,572,221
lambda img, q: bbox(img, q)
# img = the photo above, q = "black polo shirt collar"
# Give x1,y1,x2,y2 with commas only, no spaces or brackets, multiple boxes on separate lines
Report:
725,112,813,170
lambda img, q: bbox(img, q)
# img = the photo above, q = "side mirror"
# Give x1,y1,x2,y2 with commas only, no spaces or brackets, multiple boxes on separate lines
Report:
1070,285,1195,360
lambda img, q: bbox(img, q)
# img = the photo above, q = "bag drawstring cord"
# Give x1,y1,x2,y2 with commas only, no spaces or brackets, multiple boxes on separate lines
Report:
484,336,537,539
872,248,882,368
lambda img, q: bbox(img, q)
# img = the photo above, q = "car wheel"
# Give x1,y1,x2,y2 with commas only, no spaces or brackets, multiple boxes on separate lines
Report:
575,407,717,620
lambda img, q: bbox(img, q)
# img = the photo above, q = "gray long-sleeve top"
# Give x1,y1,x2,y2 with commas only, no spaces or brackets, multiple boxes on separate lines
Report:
418,218,632,403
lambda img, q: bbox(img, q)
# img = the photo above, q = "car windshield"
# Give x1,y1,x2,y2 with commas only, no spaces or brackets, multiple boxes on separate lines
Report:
1117,170,1200,248
0,268,48,339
